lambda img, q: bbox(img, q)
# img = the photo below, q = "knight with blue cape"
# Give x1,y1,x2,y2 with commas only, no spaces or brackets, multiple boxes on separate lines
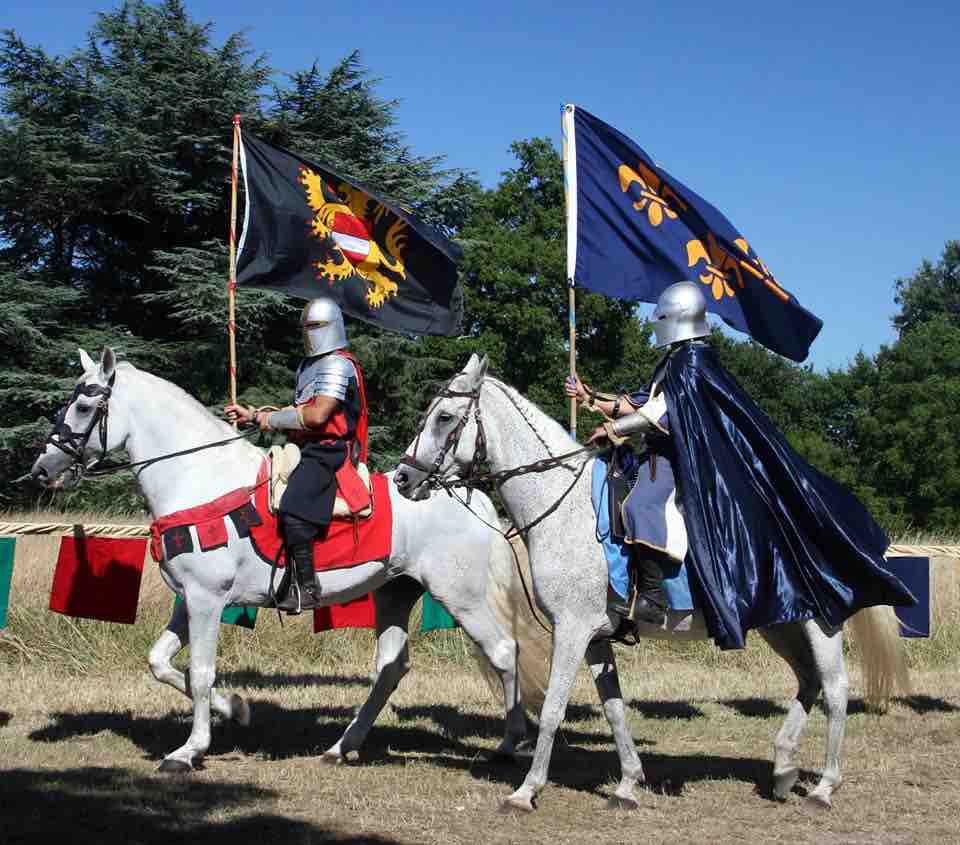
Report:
587,282,915,650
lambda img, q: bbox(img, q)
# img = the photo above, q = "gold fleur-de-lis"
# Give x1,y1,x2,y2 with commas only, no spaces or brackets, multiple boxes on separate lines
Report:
618,161,687,227
687,234,790,303
686,233,741,301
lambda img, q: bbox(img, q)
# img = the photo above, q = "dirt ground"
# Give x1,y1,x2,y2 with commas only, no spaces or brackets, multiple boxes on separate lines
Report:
2,648,959,845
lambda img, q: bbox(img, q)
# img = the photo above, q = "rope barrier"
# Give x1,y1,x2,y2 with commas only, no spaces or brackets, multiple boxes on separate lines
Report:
1,523,958,557
0,522,149,537
886,544,960,557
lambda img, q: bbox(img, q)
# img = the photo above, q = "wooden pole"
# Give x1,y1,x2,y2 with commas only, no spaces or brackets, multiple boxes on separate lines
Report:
568,281,577,435
561,104,578,437
227,114,241,423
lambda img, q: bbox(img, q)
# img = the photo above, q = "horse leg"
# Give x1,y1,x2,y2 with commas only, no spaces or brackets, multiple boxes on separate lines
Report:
759,623,825,802
503,620,594,813
803,619,848,809
585,638,645,809
450,595,528,759
147,599,248,725
158,585,226,773
322,577,423,764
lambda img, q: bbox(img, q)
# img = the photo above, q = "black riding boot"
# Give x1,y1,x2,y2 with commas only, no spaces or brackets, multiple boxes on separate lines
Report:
633,555,667,626
278,516,322,614
285,541,319,615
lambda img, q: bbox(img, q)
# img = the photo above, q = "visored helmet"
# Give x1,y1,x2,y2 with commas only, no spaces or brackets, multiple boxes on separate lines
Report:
301,298,347,356
652,281,708,348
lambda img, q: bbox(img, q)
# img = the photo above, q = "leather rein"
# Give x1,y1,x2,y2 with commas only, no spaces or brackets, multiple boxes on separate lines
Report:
34,375,259,487
398,375,603,537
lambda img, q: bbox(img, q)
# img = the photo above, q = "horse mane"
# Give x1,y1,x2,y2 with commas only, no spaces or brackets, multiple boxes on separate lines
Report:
121,362,250,441
483,376,577,449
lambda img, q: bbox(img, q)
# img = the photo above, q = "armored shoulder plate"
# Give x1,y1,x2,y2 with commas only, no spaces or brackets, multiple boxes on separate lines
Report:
295,354,356,404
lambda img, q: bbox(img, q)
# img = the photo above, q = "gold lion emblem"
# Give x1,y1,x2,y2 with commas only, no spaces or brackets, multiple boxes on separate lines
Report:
299,167,407,308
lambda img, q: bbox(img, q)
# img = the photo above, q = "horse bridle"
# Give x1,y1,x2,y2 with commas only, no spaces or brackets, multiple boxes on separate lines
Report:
397,375,487,490
44,374,117,480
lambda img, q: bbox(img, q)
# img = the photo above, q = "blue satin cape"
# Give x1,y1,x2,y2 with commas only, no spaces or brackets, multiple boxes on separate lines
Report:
656,342,915,650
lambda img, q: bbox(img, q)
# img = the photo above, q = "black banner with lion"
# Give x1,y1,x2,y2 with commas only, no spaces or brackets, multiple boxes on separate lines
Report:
236,132,463,336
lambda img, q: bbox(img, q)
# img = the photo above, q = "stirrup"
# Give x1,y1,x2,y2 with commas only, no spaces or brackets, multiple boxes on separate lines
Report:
276,581,304,615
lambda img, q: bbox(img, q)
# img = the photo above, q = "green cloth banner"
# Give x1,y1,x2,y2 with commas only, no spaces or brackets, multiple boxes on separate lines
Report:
421,592,456,632
174,596,257,629
0,537,14,629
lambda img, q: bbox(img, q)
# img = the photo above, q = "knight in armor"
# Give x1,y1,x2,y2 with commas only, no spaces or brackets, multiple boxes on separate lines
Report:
225,299,367,614
564,376,669,628
584,280,914,648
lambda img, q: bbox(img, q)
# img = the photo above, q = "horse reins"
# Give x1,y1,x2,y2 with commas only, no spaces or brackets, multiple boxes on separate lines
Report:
26,374,261,486
399,373,607,634
398,375,487,501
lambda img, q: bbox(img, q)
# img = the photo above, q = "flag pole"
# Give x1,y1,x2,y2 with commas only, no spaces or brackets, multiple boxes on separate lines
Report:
227,114,241,424
561,104,578,437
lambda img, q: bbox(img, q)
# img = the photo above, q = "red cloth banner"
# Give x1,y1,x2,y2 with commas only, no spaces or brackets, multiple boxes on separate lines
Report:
49,536,146,624
313,592,375,632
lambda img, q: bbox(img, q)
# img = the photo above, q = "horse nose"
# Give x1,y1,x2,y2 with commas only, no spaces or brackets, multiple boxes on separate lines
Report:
31,465,49,485
395,471,408,489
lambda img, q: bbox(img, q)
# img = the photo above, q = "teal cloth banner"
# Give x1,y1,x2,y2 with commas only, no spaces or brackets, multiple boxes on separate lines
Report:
421,592,456,631
174,596,257,629
0,537,14,629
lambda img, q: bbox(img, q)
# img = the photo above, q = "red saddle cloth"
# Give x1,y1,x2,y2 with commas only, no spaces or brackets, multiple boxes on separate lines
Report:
148,460,391,631
246,460,392,571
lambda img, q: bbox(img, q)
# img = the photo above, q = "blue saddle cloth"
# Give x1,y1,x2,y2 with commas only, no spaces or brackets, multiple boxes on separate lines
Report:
591,457,694,610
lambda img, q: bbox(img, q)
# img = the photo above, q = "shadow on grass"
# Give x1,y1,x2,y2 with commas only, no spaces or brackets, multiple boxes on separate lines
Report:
0,766,400,844
391,703,615,748
218,669,372,690
720,697,788,718
0,710,11,728
897,694,960,714
29,701,542,764
26,706,796,805
627,700,705,720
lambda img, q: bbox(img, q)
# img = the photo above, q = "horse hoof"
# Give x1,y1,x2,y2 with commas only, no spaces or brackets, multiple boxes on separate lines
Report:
607,795,640,811
321,751,344,766
158,758,192,774
499,795,536,814
773,768,799,801
805,792,832,811
230,694,251,727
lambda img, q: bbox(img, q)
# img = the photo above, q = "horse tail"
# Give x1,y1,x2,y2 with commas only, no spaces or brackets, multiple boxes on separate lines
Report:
845,604,911,712
469,530,551,713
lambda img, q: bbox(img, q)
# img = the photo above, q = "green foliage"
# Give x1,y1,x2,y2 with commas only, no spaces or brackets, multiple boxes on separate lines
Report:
854,317,960,531
893,240,960,335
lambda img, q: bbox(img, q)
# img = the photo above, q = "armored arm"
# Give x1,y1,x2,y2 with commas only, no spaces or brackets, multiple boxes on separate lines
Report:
265,407,306,431
306,355,354,402
598,392,669,445
610,408,657,438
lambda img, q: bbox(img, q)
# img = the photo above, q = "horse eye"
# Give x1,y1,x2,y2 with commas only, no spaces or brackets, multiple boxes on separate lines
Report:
437,412,454,424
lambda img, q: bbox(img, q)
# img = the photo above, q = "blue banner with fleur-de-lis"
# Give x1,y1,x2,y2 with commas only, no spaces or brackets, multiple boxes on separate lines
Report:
566,105,822,362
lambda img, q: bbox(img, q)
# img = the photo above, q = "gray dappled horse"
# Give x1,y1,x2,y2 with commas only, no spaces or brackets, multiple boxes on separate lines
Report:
394,354,910,811
30,347,546,771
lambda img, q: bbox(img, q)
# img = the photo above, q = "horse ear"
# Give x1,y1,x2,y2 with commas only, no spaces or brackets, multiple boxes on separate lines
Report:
476,354,489,380
465,352,480,371
99,346,117,381
78,348,96,373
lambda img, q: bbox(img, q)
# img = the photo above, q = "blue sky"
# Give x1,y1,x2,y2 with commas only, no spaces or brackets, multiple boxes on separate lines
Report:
7,0,959,371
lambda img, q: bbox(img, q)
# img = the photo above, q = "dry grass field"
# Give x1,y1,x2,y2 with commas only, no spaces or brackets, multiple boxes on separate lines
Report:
2,529,960,844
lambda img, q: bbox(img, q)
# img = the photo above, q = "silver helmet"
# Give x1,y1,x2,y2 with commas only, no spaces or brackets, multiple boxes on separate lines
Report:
652,281,709,348
301,298,348,357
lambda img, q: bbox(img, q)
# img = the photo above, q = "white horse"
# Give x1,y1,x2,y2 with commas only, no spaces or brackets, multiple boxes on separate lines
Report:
30,347,542,772
393,353,910,811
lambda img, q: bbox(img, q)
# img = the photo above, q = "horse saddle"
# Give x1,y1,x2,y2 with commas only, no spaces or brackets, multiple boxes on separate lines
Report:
268,443,373,520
